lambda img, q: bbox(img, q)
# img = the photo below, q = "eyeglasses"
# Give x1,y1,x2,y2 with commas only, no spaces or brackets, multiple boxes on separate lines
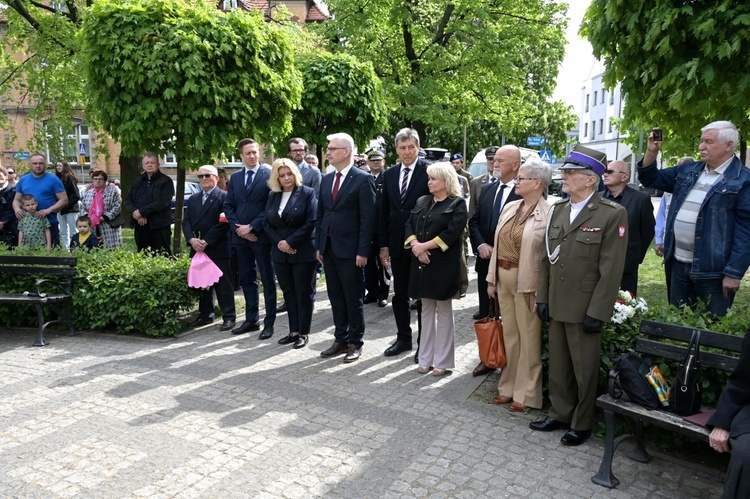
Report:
326,147,348,152
604,169,626,175
196,174,213,179
514,177,537,182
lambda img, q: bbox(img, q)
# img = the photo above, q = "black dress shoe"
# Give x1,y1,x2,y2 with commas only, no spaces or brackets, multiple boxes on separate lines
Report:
561,429,591,446
293,335,308,349
258,326,274,340
409,300,419,310
529,417,570,432
378,299,387,307
278,333,298,345
232,321,260,335
321,341,349,358
219,319,236,331
343,344,362,363
188,316,214,327
473,361,495,377
277,302,288,313
384,340,412,357
363,294,377,304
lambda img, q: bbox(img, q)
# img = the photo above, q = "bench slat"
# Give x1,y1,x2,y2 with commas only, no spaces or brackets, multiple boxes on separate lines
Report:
0,267,77,276
640,320,744,352
636,338,740,372
0,256,77,266
596,394,709,441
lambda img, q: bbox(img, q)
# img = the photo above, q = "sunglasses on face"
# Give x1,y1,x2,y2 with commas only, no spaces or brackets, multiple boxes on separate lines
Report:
197,174,213,179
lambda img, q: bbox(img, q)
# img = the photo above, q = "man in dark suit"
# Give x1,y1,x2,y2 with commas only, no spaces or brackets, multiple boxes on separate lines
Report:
316,133,376,363
224,138,276,339
288,137,321,196
364,148,390,307
468,145,522,376
469,145,521,319
182,166,236,331
602,159,655,295
379,128,431,359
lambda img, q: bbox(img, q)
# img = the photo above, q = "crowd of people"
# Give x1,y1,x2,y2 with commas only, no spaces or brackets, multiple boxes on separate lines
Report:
4,121,750,495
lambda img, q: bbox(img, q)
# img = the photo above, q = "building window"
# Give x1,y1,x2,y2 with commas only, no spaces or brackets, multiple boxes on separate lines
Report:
584,123,588,137
46,121,91,165
601,92,605,104
608,121,613,133
222,0,238,10
593,91,598,106
591,122,595,136
610,91,615,105
599,119,604,135
585,94,590,112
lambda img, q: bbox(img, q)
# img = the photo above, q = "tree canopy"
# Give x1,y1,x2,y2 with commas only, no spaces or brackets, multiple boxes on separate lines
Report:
313,0,568,146
283,51,388,157
582,0,750,158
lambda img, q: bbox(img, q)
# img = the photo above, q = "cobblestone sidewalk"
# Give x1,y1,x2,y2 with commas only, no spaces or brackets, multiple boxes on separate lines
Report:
0,274,724,498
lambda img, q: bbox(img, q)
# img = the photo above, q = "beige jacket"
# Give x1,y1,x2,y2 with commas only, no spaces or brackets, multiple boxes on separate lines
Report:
487,198,551,293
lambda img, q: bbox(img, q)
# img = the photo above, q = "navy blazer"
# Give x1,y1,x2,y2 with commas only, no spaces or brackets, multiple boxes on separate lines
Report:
224,166,272,245
263,185,318,263
182,188,231,261
468,181,520,253
604,185,655,274
379,159,430,257
316,167,376,259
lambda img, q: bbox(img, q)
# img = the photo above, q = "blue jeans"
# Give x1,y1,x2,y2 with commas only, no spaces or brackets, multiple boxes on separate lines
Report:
670,259,734,317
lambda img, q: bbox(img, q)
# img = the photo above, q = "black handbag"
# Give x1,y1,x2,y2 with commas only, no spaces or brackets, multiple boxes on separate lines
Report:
106,212,126,228
607,352,661,410
670,330,702,416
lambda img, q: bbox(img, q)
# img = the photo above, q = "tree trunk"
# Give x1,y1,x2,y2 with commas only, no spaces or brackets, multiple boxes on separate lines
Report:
172,159,185,255
119,153,141,223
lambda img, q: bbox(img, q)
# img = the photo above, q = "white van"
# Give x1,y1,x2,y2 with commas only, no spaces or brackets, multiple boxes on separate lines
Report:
468,147,542,178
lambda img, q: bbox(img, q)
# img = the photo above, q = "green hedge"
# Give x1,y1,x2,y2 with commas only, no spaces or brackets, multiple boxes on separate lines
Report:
0,247,199,337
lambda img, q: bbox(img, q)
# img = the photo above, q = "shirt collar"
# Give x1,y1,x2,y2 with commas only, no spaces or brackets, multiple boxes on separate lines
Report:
705,156,733,176
401,161,417,171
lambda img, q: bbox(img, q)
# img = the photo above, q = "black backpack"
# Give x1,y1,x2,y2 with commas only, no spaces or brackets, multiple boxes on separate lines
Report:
607,353,661,410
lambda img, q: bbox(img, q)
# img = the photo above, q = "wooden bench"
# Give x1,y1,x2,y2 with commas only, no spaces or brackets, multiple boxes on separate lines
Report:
592,319,743,488
0,255,78,346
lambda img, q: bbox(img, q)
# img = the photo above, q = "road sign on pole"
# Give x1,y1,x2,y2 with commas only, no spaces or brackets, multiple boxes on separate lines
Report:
527,136,546,147
539,149,552,162
78,143,88,156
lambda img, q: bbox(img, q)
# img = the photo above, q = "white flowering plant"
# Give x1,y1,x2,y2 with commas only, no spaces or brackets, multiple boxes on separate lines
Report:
611,289,648,324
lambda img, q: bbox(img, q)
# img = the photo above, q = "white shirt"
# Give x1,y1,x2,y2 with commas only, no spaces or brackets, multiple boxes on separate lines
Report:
331,165,354,195
399,161,417,193
570,191,596,224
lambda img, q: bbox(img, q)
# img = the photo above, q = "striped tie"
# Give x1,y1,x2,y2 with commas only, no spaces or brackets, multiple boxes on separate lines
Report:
400,167,410,201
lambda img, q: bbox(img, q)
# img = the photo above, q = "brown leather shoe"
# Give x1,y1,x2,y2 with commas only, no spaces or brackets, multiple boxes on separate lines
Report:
473,361,495,377
343,344,362,363
493,395,512,405
508,401,526,412
320,341,348,358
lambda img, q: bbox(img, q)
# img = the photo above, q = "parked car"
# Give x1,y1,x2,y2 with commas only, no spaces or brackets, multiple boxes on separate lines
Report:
171,181,201,222
548,172,563,196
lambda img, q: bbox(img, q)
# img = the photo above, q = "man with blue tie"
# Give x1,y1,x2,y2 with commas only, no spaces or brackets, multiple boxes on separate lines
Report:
224,138,276,339
468,144,521,376
183,165,236,331
316,133,376,363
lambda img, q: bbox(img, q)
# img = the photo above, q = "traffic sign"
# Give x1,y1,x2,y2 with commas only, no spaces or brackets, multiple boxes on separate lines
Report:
78,142,88,155
539,149,553,162
12,152,29,161
527,136,546,147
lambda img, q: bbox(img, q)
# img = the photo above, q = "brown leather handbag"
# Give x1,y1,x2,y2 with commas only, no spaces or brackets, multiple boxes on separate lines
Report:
474,297,506,369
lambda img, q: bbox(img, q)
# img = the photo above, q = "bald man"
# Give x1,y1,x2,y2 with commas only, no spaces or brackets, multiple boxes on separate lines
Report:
601,160,654,295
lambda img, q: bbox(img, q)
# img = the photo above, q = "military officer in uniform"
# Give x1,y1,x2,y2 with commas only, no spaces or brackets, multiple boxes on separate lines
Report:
531,145,628,447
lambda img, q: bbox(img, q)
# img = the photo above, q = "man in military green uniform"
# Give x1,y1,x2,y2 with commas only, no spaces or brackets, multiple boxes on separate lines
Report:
531,145,628,447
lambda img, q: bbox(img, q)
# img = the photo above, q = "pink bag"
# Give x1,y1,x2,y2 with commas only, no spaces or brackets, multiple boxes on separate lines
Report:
187,252,223,289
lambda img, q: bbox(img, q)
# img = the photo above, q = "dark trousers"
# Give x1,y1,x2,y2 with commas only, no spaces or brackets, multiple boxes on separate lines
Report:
723,408,750,499
664,257,673,302
365,234,390,300
235,242,276,327
475,256,491,317
198,256,236,321
134,225,172,255
50,222,60,247
390,250,421,345
274,260,317,336
670,258,733,317
323,243,365,346
620,270,638,296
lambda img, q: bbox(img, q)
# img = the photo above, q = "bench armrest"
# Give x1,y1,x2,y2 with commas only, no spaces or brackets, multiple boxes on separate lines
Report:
33,278,72,296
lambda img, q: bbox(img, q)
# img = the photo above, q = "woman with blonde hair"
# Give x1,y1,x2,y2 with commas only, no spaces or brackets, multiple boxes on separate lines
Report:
487,157,552,411
263,158,318,349
405,162,468,376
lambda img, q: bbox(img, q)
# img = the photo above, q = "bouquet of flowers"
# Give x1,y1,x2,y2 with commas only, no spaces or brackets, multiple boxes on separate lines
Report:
611,289,648,324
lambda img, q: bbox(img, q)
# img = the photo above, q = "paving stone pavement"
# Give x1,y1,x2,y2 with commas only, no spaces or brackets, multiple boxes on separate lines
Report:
0,269,725,498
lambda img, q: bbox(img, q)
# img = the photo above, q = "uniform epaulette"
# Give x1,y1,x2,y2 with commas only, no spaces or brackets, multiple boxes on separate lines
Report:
553,198,569,206
600,198,621,209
